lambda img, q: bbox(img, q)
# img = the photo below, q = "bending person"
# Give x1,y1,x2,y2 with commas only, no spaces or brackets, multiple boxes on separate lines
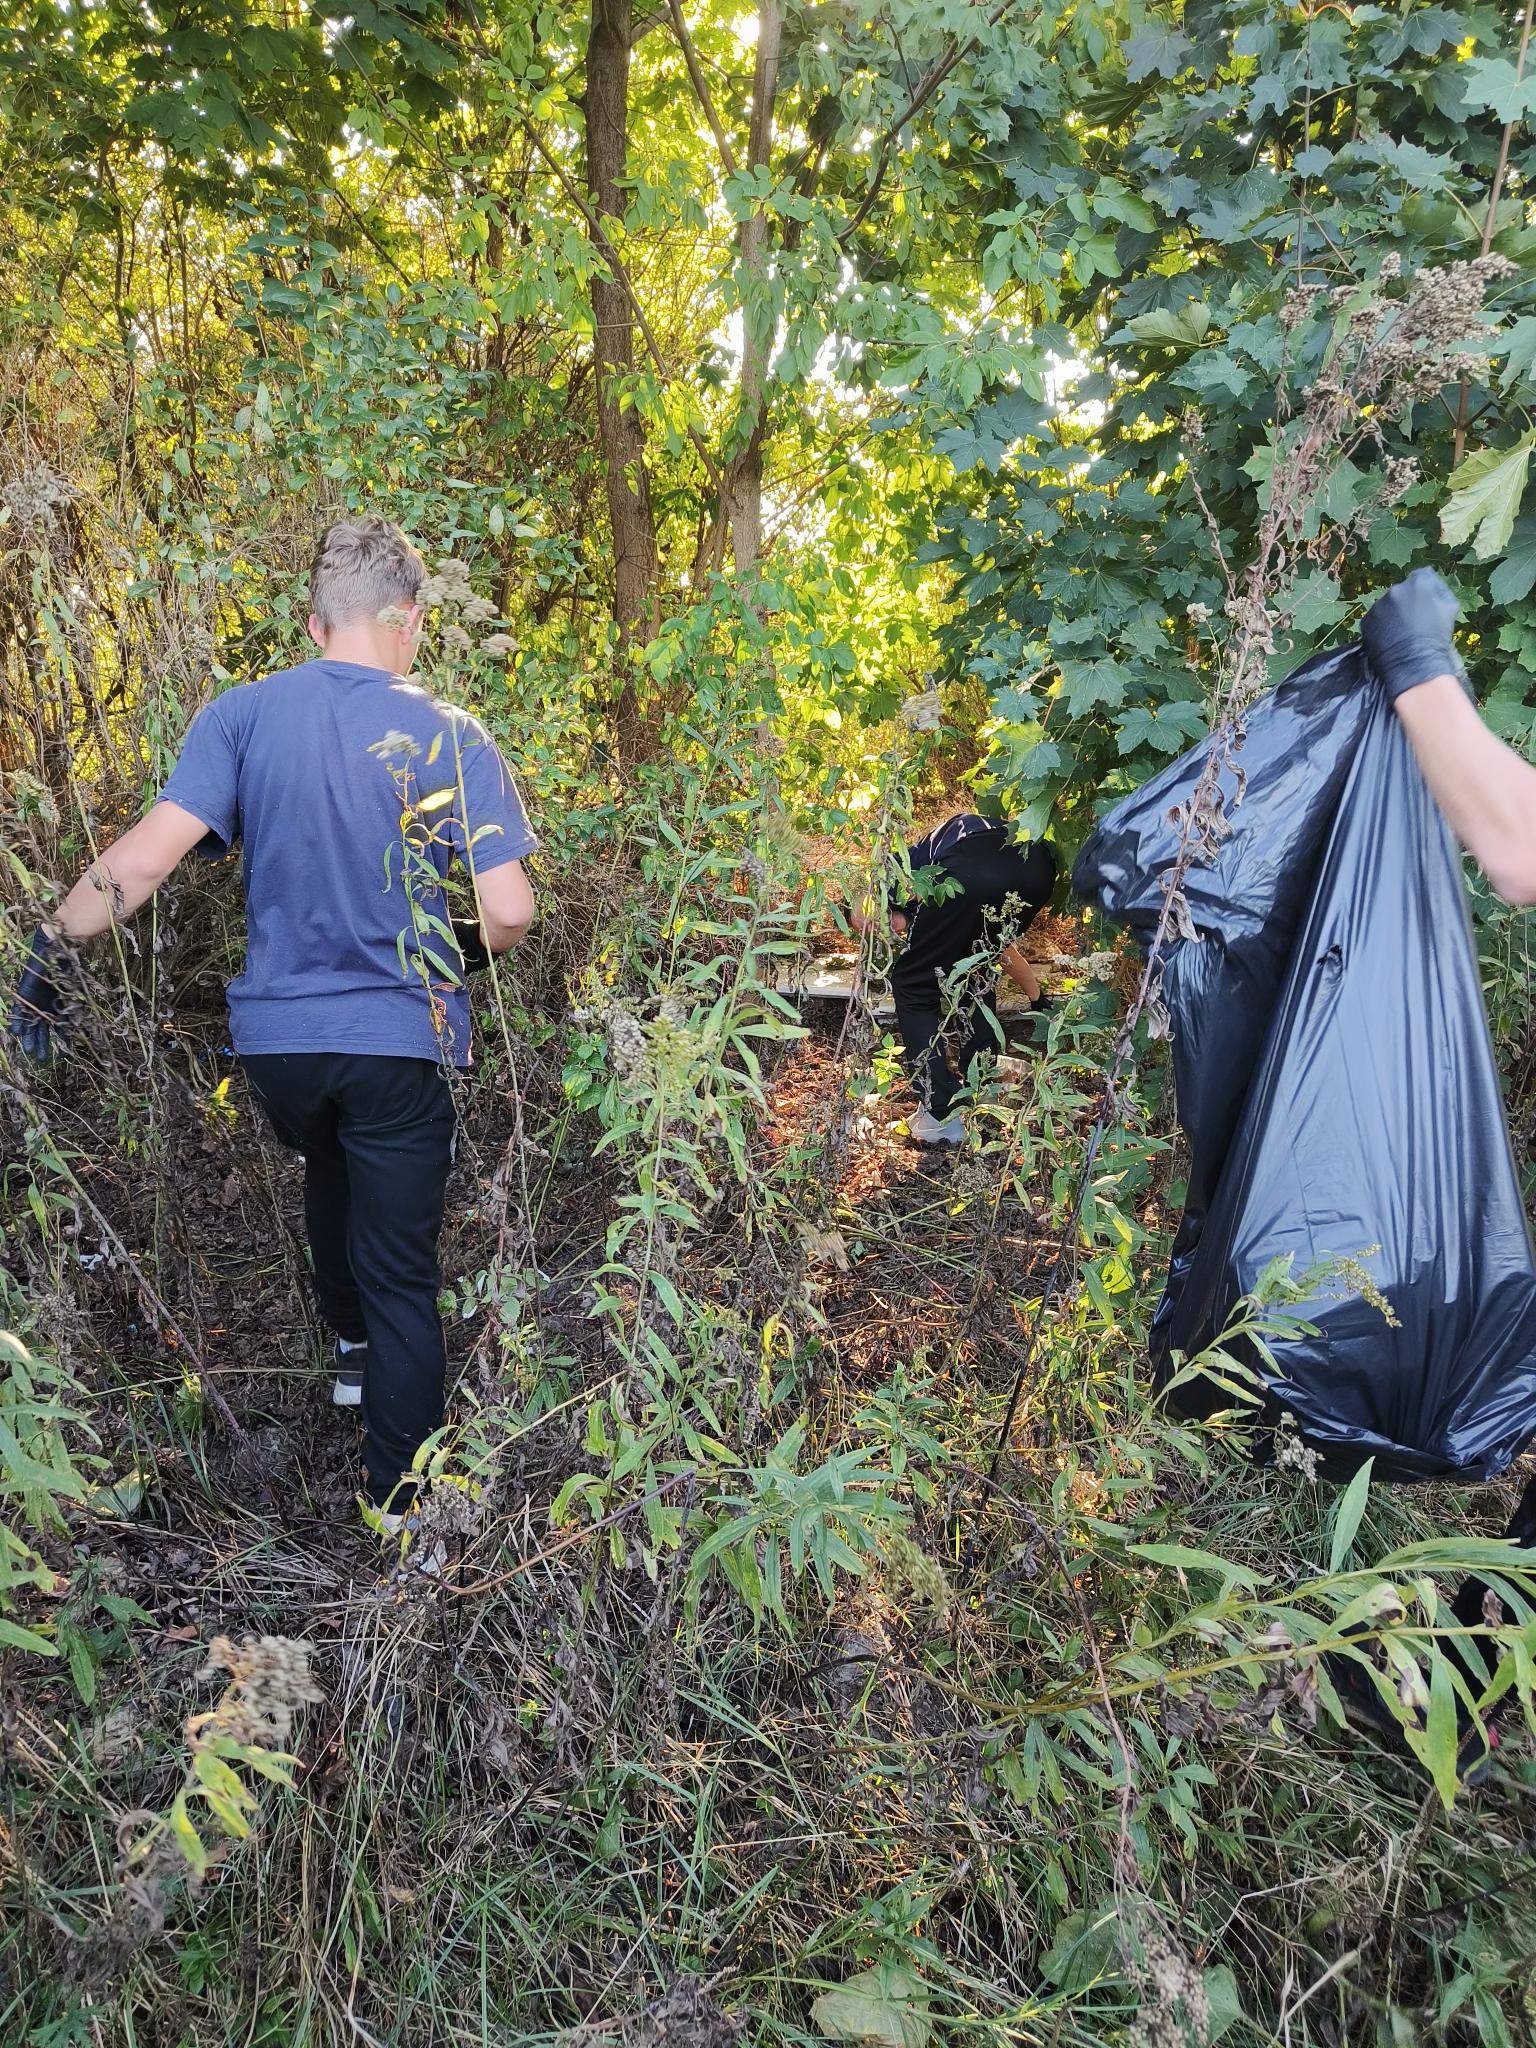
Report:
8,517,536,1548
858,811,1057,1145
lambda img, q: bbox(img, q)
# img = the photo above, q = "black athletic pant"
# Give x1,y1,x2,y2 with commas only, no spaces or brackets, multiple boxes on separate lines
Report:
1450,1471,1536,1677
243,1052,456,1508
889,836,1057,1118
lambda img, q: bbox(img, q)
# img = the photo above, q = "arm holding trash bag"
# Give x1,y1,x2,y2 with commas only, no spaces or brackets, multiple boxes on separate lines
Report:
1362,567,1536,907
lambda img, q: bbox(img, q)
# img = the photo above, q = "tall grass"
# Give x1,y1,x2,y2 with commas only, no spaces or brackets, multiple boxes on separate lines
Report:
4,285,1536,2048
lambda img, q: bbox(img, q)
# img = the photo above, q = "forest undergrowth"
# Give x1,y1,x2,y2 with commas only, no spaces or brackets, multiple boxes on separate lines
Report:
5,668,1536,2046
5,6,1536,2029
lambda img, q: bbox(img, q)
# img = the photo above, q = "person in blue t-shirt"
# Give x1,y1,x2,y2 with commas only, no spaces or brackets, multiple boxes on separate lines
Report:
8,516,537,1542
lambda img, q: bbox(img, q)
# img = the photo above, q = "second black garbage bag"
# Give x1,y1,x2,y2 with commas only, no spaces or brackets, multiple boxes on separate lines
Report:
1073,645,1536,1484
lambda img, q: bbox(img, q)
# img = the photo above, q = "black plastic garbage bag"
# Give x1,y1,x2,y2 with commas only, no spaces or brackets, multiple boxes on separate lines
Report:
1073,645,1536,1483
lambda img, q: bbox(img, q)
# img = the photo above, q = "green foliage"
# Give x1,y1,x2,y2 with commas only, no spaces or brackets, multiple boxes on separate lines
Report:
922,0,1536,841
0,1329,97,1659
1444,434,1536,560
683,1420,909,1630
4,5,1536,2043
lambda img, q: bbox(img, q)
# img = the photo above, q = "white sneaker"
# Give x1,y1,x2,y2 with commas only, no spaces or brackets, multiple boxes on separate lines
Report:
332,1340,366,1408
907,1107,965,1145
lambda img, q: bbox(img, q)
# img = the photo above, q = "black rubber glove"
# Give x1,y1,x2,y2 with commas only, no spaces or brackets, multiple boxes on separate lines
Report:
1360,568,1460,702
451,915,491,976
8,926,65,1063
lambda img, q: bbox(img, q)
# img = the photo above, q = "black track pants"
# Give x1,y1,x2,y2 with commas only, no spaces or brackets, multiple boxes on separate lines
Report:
1450,1471,1536,1677
243,1052,456,1507
889,837,1057,1118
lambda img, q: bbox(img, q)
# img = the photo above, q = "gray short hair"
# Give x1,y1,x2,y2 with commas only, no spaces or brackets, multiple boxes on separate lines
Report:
308,516,425,632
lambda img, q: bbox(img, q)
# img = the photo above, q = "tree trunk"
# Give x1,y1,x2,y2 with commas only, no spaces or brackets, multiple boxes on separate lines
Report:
585,0,659,748
717,1,781,577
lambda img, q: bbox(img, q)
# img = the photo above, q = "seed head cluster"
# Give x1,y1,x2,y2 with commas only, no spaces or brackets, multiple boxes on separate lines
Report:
1274,1426,1319,1481
1127,1926,1210,2048
196,1635,322,1749
882,1529,951,1618
2,461,76,537
605,1005,649,1081
394,553,518,665
417,555,474,608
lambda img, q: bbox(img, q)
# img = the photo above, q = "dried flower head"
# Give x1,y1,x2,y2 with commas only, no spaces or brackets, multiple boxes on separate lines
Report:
1127,1926,1210,2048
606,1006,648,1081
440,623,471,656
2,461,76,537
1279,281,1327,334
1275,1427,1319,1481
1381,455,1418,505
376,604,410,631
195,1635,322,1749
481,633,517,658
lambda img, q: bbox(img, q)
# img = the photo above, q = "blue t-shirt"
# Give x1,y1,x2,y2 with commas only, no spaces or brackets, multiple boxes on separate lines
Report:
160,660,537,1066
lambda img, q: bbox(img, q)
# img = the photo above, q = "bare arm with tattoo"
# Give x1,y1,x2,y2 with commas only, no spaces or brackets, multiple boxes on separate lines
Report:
10,801,216,1061
45,802,217,941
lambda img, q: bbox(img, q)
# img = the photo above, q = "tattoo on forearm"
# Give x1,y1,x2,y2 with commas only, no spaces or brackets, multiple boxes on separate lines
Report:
88,865,127,919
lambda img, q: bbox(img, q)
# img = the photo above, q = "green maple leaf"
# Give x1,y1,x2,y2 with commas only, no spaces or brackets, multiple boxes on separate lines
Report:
1123,25,1193,81
1459,55,1536,123
1440,436,1536,561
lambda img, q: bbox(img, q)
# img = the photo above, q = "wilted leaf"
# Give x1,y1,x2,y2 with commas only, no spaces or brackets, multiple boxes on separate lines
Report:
1441,436,1535,561
1120,302,1212,350
811,1961,932,2048
798,1224,851,1272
